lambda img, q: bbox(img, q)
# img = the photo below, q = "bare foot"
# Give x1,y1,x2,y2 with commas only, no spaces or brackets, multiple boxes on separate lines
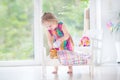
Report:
67,71,72,74
52,71,57,74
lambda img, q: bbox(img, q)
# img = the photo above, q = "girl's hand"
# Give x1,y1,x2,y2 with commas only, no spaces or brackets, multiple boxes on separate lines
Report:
58,38,63,42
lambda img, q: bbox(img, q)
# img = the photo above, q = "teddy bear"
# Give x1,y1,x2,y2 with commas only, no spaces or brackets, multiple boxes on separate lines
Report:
49,48,58,59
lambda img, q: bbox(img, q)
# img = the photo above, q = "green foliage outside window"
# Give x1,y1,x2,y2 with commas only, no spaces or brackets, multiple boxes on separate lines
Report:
0,0,34,60
43,0,89,36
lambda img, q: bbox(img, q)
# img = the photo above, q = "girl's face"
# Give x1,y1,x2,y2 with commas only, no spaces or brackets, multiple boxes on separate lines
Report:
43,21,57,30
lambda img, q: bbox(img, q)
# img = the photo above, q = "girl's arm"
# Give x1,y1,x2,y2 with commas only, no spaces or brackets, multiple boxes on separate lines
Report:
58,24,70,42
46,30,53,49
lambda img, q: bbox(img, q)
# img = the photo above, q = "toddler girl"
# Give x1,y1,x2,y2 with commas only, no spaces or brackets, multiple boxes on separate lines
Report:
41,12,74,74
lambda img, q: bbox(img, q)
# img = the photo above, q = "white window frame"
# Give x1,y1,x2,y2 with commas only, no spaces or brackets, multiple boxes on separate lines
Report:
90,0,101,30
0,0,43,66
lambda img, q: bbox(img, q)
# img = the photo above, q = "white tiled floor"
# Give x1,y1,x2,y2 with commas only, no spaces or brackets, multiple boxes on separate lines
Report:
0,64,120,80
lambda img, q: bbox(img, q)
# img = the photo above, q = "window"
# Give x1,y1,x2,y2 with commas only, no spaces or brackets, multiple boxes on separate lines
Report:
0,0,43,66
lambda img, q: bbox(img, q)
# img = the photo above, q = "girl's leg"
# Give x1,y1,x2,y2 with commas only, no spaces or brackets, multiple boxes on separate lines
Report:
52,66,58,74
67,66,73,73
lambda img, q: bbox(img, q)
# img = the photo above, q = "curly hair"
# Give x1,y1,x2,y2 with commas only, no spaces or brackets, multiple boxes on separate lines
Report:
41,12,58,23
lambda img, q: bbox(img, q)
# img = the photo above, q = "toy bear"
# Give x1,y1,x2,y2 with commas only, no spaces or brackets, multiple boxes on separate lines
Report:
49,48,58,59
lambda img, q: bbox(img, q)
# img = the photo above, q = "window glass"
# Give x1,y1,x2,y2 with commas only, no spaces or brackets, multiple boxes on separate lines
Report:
0,0,34,60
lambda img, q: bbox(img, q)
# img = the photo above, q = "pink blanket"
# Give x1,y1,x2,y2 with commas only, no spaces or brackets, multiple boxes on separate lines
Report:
57,50,90,66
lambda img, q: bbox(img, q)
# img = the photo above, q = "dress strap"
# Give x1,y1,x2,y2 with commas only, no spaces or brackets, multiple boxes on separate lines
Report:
48,30,53,36
58,22,63,30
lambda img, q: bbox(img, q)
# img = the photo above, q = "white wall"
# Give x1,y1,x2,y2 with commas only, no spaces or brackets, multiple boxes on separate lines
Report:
101,0,120,63
90,0,120,64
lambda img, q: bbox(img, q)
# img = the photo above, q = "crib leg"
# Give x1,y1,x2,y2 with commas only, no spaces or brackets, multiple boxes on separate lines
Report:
90,65,94,80
89,59,94,80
